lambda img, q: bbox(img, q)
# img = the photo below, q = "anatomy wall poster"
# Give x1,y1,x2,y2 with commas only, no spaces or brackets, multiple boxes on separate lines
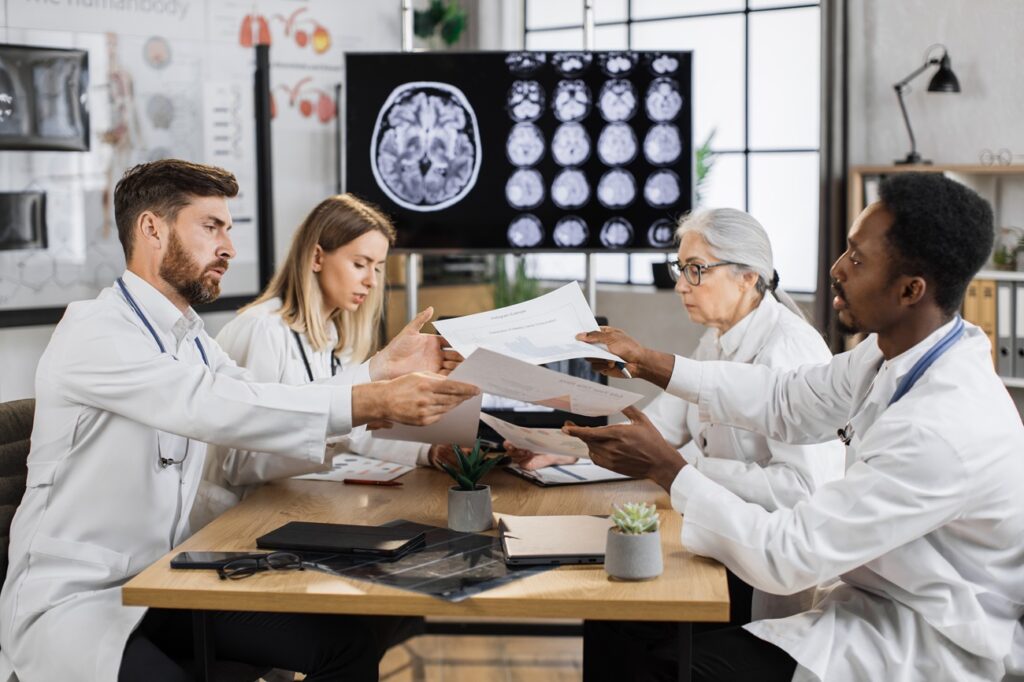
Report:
344,51,692,252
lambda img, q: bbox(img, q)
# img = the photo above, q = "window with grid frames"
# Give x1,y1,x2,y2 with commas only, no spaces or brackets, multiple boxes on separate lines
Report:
523,0,821,292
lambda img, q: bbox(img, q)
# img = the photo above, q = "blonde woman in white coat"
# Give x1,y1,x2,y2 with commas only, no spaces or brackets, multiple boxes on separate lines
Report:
508,208,845,623
193,194,458,530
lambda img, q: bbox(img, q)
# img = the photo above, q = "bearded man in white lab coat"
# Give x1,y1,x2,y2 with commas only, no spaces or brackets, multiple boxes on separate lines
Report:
0,159,480,682
570,172,1024,682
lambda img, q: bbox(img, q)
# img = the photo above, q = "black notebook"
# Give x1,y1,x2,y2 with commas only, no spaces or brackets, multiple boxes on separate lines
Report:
256,521,426,558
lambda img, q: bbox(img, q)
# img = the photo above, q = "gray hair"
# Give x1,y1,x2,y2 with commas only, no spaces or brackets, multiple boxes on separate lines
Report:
675,208,806,320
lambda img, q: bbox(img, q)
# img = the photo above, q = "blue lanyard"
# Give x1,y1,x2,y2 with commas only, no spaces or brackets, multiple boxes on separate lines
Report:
116,277,209,367
888,316,964,406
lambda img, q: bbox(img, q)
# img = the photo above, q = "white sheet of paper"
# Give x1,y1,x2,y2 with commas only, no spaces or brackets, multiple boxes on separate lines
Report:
432,281,621,365
372,393,483,447
451,348,642,417
480,413,590,459
510,461,630,485
294,454,413,482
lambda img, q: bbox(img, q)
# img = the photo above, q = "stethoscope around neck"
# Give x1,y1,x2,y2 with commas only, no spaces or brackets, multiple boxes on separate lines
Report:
117,277,209,468
291,329,339,382
837,316,964,446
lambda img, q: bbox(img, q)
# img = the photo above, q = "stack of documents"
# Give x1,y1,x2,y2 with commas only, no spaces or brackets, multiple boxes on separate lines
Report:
375,282,643,452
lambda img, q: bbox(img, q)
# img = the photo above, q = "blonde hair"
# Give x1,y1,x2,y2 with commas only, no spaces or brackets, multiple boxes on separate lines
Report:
244,194,397,363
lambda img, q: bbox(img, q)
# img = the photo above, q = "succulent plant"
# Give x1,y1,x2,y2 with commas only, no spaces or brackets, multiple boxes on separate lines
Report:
610,502,660,535
440,439,503,492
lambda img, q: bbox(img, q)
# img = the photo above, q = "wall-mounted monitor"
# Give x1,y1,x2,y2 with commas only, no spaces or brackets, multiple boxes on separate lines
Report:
344,51,692,252
0,43,90,152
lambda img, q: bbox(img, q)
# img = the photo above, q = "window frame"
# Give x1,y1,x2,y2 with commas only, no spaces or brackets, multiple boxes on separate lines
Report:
523,0,822,290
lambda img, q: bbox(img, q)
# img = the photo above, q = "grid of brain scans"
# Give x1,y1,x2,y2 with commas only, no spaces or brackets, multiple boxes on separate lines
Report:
344,51,692,251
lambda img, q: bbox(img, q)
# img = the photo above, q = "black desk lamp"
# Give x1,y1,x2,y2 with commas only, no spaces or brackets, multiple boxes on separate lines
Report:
893,44,961,165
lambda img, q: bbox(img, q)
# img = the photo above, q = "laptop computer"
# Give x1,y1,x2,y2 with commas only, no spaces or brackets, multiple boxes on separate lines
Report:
497,514,611,566
256,521,426,559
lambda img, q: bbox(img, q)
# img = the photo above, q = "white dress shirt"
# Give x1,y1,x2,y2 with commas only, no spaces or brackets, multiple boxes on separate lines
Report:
0,272,356,682
192,298,429,530
667,318,1024,681
644,294,845,620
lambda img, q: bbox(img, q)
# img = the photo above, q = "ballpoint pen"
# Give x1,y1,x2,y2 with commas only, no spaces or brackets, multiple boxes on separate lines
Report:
343,479,403,487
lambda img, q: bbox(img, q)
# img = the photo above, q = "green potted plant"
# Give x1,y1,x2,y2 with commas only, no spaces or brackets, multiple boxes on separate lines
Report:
493,254,540,309
440,439,502,532
413,0,468,50
605,502,663,581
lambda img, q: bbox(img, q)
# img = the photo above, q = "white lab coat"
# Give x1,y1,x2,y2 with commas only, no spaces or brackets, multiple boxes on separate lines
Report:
0,272,356,682
643,294,845,620
191,298,429,530
667,318,1024,681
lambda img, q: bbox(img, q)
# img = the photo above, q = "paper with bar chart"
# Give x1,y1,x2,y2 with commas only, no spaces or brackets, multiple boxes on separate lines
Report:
432,282,622,365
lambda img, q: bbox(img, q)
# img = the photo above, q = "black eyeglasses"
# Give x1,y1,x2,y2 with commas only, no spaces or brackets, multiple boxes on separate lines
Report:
217,552,306,580
667,259,745,286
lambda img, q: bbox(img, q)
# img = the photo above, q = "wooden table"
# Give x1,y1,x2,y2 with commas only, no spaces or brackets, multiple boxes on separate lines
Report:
123,467,728,680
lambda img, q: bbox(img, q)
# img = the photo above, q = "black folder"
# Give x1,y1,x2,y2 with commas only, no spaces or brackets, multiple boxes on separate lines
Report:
256,521,425,558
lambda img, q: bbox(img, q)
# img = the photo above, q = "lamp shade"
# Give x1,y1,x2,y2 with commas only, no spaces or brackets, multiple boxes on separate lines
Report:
927,54,960,92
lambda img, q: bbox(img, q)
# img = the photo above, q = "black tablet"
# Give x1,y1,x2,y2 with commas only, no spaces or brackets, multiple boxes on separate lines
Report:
255,521,425,558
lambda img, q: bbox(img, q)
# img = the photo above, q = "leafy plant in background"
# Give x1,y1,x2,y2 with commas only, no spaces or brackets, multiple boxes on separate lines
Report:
440,439,503,491
493,255,540,309
694,129,717,207
610,502,660,535
414,0,468,48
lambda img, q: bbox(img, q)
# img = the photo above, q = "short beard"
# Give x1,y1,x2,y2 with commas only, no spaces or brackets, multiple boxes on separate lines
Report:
160,230,221,306
836,316,860,336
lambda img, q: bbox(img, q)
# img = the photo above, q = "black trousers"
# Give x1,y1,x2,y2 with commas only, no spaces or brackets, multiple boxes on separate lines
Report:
118,608,420,682
584,570,795,681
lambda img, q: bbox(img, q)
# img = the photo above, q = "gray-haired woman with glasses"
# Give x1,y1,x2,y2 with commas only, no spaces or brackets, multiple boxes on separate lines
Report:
508,207,844,624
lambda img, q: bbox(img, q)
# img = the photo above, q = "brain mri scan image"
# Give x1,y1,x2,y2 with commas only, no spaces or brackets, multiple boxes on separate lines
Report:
600,217,634,248
506,122,545,167
552,52,592,75
506,168,545,209
647,53,680,75
644,123,682,166
598,79,638,123
551,122,591,167
597,123,638,166
599,52,638,76
551,168,590,209
553,216,589,248
644,169,682,207
507,214,544,248
506,52,546,75
372,81,482,212
645,77,683,122
507,80,545,122
647,218,676,248
597,169,636,209
552,79,592,122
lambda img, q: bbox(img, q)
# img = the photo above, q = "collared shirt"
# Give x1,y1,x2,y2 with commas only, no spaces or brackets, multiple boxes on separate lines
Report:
666,319,1024,681
191,298,430,530
645,294,845,512
0,271,356,682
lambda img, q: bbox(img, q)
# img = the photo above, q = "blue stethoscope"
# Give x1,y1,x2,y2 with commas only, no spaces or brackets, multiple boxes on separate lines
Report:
117,277,209,467
837,316,964,446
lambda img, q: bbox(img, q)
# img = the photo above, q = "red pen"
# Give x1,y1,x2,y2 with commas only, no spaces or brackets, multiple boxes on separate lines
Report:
343,478,403,487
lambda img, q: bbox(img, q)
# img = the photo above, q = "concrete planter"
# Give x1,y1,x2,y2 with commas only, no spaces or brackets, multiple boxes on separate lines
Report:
447,485,493,532
605,528,663,581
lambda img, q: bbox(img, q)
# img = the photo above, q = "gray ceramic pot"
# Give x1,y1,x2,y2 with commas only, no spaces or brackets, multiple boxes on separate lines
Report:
604,528,663,580
447,485,493,532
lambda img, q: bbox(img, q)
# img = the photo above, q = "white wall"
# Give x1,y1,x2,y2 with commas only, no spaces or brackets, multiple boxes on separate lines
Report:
847,0,1024,166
